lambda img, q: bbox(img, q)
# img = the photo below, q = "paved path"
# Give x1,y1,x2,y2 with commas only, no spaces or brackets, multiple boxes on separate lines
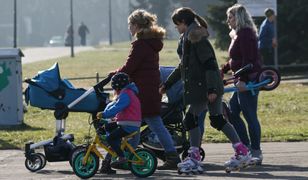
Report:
0,142,307,179
22,46,96,64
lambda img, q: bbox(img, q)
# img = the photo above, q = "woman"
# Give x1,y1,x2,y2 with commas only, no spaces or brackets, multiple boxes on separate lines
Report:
160,7,250,173
222,4,263,165
100,9,181,173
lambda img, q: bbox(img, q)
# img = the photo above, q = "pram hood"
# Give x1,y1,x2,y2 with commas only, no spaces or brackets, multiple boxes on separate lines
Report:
30,62,74,92
25,62,108,113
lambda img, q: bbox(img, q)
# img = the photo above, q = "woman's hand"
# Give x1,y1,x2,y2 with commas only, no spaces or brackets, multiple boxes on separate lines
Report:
159,84,166,94
208,93,217,103
236,81,247,92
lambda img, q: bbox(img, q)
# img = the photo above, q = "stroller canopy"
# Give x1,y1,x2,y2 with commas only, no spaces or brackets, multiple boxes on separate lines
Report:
159,66,183,104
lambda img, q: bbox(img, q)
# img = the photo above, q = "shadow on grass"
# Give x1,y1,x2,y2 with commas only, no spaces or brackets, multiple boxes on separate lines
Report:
0,123,45,131
0,139,19,149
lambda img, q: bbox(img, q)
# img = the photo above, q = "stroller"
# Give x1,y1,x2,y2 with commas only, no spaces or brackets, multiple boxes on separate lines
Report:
140,66,205,161
24,62,110,172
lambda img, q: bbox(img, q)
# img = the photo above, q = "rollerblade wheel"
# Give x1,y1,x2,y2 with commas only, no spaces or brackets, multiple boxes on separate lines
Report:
177,169,183,175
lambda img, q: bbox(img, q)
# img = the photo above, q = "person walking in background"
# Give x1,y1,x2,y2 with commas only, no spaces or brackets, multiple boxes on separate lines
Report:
160,7,250,174
258,8,277,66
64,24,73,46
103,9,181,172
78,22,90,46
222,4,263,165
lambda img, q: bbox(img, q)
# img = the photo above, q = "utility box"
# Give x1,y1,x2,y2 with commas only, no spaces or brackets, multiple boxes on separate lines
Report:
0,48,24,125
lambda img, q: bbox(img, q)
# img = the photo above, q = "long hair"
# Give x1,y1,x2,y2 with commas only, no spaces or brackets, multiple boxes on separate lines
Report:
172,7,208,30
128,9,165,38
227,4,257,35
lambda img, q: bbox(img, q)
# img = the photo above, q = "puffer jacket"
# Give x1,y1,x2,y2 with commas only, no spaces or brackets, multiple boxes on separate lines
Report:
164,23,224,105
115,27,165,118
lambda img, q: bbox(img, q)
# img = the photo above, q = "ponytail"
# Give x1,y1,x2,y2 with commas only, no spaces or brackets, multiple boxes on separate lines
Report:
195,14,208,29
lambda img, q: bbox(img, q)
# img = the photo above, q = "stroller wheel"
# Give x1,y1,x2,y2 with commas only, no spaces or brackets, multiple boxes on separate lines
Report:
181,147,205,161
25,153,44,172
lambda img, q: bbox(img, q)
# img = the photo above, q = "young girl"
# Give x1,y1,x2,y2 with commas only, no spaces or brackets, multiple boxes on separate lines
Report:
160,7,250,173
99,72,141,174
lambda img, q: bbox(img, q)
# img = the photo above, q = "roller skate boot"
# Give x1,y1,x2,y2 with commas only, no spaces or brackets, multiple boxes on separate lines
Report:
177,147,204,175
250,149,263,165
224,142,251,173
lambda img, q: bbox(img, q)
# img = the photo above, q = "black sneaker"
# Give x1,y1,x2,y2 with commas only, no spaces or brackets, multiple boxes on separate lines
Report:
100,160,116,174
157,152,181,170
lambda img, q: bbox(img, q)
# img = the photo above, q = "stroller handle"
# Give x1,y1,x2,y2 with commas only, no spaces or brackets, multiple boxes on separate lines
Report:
94,75,112,93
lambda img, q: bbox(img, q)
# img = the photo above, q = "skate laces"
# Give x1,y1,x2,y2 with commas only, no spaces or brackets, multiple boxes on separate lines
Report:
188,147,201,161
233,143,249,158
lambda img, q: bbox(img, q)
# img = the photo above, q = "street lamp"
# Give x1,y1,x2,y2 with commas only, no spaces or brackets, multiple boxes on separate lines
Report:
13,0,17,48
108,0,112,45
70,0,74,57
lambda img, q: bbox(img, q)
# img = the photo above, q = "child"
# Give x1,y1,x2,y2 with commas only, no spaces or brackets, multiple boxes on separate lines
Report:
98,72,141,174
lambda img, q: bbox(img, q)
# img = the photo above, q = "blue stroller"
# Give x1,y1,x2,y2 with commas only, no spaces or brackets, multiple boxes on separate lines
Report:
24,62,110,172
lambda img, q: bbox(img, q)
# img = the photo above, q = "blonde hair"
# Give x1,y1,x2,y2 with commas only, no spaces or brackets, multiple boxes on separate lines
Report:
227,4,257,35
128,9,166,38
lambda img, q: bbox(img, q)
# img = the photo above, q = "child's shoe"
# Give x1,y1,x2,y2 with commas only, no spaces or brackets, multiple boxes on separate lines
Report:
100,159,116,174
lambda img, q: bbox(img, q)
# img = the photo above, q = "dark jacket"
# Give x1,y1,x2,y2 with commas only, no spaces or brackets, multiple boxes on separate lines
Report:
116,28,164,118
165,24,224,105
222,28,261,82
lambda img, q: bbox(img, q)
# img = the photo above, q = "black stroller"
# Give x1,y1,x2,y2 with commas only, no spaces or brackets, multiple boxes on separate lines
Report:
139,66,205,161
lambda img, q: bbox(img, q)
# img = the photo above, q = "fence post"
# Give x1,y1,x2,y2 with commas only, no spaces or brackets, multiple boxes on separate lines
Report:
96,72,99,83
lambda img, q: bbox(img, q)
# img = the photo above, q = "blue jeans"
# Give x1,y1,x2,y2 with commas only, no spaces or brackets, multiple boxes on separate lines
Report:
129,116,176,153
229,90,261,150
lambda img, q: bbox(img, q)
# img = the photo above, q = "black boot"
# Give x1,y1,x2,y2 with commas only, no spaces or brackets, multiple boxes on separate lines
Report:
157,151,181,170
100,159,116,174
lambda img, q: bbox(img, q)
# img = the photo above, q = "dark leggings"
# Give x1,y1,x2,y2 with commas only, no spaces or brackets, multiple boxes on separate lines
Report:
105,122,129,157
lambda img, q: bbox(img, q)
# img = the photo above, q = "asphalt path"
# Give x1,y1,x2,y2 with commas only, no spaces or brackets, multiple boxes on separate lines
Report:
22,46,96,64
0,142,308,179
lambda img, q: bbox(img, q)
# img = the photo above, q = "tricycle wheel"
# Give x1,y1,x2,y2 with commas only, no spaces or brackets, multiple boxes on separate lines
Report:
25,153,43,172
129,148,157,178
257,67,281,91
72,149,99,179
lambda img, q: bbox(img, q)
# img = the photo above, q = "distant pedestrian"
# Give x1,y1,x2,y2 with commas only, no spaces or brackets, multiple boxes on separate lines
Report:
258,8,277,66
64,24,73,47
78,22,90,46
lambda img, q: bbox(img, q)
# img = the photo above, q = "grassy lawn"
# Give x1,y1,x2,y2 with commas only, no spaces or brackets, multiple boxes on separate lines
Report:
1,40,308,149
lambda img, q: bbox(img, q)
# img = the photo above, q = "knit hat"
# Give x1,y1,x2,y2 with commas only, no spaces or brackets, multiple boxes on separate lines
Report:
111,72,129,91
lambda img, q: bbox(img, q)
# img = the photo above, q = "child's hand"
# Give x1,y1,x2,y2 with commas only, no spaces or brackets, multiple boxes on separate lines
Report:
96,112,103,119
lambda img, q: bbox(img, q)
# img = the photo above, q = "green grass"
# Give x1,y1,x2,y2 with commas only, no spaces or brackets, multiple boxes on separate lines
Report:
1,40,307,150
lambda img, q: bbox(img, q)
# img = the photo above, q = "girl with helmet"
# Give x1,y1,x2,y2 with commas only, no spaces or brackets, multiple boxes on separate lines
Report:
98,72,141,174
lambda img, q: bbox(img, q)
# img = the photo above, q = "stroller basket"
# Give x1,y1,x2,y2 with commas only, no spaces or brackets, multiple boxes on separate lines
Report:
25,62,108,113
